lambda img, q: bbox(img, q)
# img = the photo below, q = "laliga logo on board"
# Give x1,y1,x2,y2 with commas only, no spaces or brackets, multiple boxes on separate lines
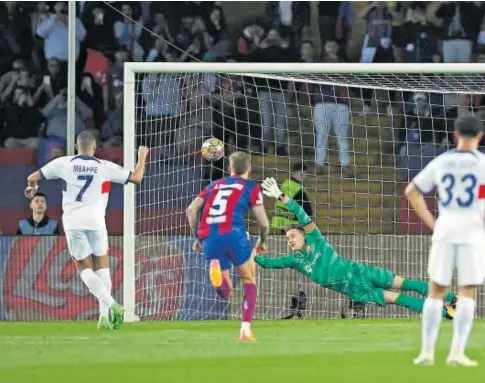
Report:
3,237,184,321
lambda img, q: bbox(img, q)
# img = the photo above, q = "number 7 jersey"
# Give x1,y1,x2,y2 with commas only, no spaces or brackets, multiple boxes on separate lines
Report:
39,155,132,231
412,149,485,243
197,176,263,239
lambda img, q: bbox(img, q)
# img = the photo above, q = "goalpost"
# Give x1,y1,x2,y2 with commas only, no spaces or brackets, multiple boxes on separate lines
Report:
123,62,485,323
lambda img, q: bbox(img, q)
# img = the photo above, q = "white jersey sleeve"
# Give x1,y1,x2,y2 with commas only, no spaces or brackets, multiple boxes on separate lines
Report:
418,150,485,244
39,157,66,180
103,160,132,184
412,159,437,194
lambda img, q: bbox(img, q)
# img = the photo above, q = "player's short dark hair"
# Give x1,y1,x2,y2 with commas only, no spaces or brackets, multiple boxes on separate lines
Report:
455,114,483,138
31,192,47,202
229,151,250,175
285,224,305,235
76,130,97,151
291,162,308,173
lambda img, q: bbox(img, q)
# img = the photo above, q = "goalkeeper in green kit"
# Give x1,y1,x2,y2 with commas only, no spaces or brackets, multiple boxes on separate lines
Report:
255,178,457,319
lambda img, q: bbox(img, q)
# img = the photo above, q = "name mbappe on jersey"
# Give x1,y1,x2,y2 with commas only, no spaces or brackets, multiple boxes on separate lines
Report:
197,176,263,239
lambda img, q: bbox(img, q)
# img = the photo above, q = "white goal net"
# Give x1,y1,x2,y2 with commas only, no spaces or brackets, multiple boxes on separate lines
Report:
123,63,485,322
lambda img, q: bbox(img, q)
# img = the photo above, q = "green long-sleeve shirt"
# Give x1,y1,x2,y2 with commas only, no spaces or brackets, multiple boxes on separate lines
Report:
255,198,355,291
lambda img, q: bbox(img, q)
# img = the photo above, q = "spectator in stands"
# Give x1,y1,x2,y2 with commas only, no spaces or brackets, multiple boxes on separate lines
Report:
205,6,227,47
271,162,312,234
151,10,174,44
82,4,117,54
114,3,144,62
396,92,437,153
36,1,86,62
359,2,397,115
0,60,36,103
101,92,123,148
211,73,250,151
477,13,485,50
402,3,440,63
266,1,310,54
78,73,104,130
318,2,353,61
245,28,297,155
141,72,181,147
429,2,485,63
300,40,314,63
359,2,395,63
0,2,32,74
237,22,265,57
41,90,92,141
1,86,43,148
30,2,51,75
33,57,66,106
103,47,128,114
17,192,60,235
312,41,355,177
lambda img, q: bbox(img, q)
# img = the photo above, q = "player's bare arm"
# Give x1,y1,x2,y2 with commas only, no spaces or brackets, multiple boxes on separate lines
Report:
187,196,205,252
128,146,149,184
25,171,42,198
251,205,269,253
404,182,435,231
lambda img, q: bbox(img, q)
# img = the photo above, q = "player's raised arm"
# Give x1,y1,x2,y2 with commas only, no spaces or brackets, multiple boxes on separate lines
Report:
25,157,64,199
250,184,270,254
405,159,437,231
262,177,323,240
104,146,148,185
254,254,296,269
127,146,149,184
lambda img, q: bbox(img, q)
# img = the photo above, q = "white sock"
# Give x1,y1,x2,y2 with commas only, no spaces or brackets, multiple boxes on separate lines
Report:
421,298,443,356
80,269,115,308
450,297,475,357
95,268,112,318
241,321,251,333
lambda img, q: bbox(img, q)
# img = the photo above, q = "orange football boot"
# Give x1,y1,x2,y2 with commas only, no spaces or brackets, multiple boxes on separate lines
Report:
209,259,222,288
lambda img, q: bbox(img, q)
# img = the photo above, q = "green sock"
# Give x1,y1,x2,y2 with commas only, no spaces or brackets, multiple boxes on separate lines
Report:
395,293,425,313
395,294,448,318
401,279,428,296
401,279,455,304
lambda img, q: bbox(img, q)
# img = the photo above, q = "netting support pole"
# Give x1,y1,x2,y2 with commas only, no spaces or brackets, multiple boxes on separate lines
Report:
66,1,76,156
123,66,136,322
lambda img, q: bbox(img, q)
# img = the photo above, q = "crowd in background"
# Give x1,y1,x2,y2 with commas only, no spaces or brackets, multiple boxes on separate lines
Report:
0,1,485,180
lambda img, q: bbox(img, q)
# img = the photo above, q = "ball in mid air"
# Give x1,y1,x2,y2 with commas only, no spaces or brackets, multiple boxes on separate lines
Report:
201,137,224,161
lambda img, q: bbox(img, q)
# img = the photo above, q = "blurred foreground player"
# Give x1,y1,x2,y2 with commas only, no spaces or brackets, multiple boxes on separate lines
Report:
24,131,149,330
187,152,270,341
407,115,485,367
257,178,457,319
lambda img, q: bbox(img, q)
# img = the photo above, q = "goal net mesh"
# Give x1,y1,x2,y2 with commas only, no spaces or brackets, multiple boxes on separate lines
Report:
132,70,485,321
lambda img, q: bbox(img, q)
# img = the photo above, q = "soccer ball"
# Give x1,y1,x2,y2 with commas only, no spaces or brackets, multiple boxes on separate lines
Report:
201,138,224,161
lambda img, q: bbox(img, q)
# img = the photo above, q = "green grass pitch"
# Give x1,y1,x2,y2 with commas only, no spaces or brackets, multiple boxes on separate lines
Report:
1,319,483,383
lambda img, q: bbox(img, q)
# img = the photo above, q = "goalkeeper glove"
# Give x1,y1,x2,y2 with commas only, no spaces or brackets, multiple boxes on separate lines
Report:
262,177,284,200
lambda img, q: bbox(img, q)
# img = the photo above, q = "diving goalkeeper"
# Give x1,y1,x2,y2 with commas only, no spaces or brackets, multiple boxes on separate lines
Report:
255,177,456,319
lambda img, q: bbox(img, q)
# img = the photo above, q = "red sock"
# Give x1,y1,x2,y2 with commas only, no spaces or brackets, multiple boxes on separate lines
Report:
242,282,257,323
216,277,232,300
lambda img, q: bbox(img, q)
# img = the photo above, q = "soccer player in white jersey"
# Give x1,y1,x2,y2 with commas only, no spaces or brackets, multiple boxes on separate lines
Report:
24,131,148,330
406,115,485,367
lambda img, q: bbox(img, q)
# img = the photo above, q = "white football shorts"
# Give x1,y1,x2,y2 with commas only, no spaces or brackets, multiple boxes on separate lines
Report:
428,242,484,287
65,229,109,261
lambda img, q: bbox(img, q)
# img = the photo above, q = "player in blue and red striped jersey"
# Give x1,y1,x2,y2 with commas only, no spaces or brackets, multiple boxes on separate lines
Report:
187,152,269,341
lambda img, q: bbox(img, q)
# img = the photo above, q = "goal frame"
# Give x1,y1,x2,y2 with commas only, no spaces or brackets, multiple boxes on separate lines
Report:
122,62,485,322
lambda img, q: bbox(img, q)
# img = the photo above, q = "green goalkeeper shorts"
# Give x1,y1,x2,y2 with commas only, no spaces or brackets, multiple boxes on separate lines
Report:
343,263,396,307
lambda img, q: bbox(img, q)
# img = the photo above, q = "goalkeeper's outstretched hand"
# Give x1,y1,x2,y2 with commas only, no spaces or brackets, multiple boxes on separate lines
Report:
262,177,283,199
